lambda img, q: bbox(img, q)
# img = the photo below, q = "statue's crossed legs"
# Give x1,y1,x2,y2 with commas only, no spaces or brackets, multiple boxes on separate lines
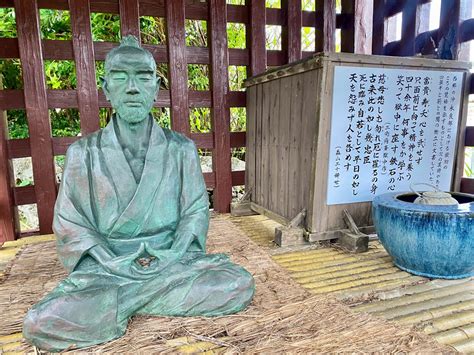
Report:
23,253,254,352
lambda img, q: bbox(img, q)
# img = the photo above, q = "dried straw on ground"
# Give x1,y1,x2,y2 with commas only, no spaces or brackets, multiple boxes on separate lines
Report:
0,216,450,353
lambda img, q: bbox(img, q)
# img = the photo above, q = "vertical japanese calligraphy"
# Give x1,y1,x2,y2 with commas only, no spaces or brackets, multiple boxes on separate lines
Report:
327,66,463,205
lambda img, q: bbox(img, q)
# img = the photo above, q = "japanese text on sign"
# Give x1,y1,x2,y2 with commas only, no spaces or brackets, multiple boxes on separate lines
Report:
327,66,463,205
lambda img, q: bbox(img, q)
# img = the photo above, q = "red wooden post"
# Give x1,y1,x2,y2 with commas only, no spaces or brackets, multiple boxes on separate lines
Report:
372,0,386,55
69,0,100,135
315,0,336,52
248,0,267,76
14,0,57,234
119,0,141,39
0,79,19,243
209,0,232,213
166,0,190,135
286,0,302,62
341,0,373,54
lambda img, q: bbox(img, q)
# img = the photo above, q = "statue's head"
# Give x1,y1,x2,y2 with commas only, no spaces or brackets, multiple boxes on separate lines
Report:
102,36,160,124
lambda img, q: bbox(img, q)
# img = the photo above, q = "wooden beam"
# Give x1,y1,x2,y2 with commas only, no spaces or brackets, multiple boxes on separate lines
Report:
465,126,474,147
166,0,190,135
6,132,240,160
13,172,222,205
461,177,474,194
228,91,246,107
470,73,474,95
286,0,302,62
415,29,438,56
14,0,57,234
209,0,232,213
7,139,31,159
340,0,355,52
50,137,76,156
399,0,419,56
267,50,286,66
0,79,19,243
384,0,430,18
232,170,245,186
459,18,474,43
372,0,386,55
341,0,373,54
0,89,244,112
226,4,247,23
248,0,267,76
190,133,213,149
315,0,336,52
1,0,345,26
203,172,216,189
69,0,100,135
266,8,286,26
437,0,460,60
119,0,140,39
14,185,37,206
384,0,403,18
250,202,290,226
230,131,246,148
0,38,251,66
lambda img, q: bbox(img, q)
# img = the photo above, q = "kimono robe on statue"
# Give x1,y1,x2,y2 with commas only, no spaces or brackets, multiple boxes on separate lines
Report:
23,117,255,352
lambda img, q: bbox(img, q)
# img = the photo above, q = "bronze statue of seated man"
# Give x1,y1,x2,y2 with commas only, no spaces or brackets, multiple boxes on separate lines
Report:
23,36,255,352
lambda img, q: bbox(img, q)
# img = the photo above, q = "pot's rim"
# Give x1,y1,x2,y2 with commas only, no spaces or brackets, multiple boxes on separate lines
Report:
373,192,474,214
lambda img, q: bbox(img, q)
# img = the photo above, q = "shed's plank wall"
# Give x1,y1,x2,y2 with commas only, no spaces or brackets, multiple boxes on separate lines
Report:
300,69,319,224
277,76,292,217
288,73,304,219
260,81,270,209
250,70,318,223
268,79,280,214
254,84,263,208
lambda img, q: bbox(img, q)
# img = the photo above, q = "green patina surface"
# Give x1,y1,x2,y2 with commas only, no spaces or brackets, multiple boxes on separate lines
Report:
22,36,255,352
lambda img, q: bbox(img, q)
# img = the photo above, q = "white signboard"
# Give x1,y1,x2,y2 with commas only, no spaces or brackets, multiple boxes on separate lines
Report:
327,66,464,205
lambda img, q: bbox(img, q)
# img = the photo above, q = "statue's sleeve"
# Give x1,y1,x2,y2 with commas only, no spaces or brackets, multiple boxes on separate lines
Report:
174,140,210,252
53,143,105,273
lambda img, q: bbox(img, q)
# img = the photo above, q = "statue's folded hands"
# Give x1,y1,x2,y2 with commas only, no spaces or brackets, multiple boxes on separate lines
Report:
132,251,181,276
145,242,183,260
89,243,159,280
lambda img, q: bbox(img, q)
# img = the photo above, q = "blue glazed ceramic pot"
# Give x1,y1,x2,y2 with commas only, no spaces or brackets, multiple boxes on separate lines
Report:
372,192,474,279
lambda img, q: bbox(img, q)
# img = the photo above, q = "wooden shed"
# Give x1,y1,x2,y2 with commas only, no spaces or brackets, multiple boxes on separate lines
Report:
245,52,471,240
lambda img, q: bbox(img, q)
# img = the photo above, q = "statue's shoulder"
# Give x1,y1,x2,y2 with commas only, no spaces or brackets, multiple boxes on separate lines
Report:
162,128,197,152
66,130,101,157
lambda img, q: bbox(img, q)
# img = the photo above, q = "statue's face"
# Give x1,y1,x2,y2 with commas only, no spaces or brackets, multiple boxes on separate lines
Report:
103,49,160,124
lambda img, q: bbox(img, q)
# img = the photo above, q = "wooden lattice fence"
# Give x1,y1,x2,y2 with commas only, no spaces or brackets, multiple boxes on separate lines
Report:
0,0,473,242
0,0,367,241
